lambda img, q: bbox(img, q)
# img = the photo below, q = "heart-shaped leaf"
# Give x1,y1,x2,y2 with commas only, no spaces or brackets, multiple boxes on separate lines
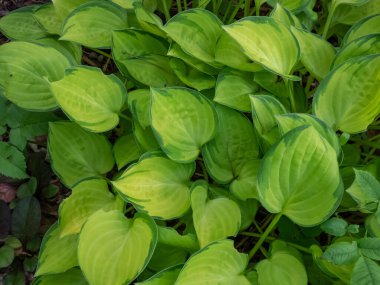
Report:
256,251,308,285
163,8,223,66
61,1,128,48
150,87,217,163
48,122,114,188
191,181,241,248
59,179,123,237
78,210,157,285
35,224,78,276
202,104,259,186
223,17,300,79
51,66,126,132
214,69,259,112
112,155,195,219
257,126,344,226
175,239,250,285
312,54,380,133
0,41,71,111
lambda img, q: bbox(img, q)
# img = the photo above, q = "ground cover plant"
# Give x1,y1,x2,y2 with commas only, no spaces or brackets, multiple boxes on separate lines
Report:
0,0,380,284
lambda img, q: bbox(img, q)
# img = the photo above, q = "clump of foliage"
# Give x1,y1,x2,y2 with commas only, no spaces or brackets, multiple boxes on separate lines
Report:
0,0,380,284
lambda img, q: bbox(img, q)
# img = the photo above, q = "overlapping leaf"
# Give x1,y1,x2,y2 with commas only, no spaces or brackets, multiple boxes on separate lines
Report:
0,41,71,111
78,210,157,285
112,155,195,219
51,66,126,132
61,1,128,48
58,179,123,237
191,181,241,248
175,240,250,285
257,126,343,226
150,87,217,163
223,17,300,79
313,54,380,133
48,122,114,187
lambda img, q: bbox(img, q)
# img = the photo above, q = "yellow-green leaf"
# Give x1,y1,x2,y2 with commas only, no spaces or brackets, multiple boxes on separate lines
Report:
343,14,380,45
191,181,241,248
59,179,123,237
256,251,308,285
0,41,71,111
112,156,195,219
202,104,259,187
313,54,380,133
35,224,78,276
78,210,157,285
150,87,217,163
163,8,223,66
175,240,250,285
257,126,343,226
223,17,300,79
51,66,126,132
60,1,128,48
290,27,336,80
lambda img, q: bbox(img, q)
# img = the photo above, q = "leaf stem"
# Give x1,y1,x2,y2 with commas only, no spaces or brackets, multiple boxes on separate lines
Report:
119,113,133,122
322,2,336,39
285,79,297,112
176,0,182,11
227,0,243,24
197,159,209,183
223,0,234,23
304,75,315,95
244,0,251,17
161,0,171,22
241,231,313,255
183,0,188,10
349,138,380,149
248,213,282,259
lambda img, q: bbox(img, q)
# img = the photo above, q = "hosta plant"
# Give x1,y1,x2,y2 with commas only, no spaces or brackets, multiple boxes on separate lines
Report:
0,0,380,284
